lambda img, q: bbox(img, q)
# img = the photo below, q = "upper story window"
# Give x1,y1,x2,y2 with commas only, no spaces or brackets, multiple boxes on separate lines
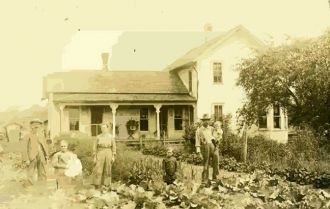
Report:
140,108,149,131
273,104,281,128
213,62,223,84
68,107,80,131
189,71,192,92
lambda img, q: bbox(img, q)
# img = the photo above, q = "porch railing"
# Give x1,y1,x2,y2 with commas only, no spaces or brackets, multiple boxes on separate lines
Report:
116,138,185,148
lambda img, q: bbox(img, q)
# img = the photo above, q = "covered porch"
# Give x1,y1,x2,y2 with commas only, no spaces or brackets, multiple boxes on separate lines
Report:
48,93,197,140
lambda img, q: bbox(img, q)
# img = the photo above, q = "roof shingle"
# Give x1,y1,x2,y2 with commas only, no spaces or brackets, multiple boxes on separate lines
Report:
53,93,196,102
44,71,189,95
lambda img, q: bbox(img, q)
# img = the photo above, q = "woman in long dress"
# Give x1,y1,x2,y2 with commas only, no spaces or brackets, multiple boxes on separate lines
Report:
52,140,81,189
92,123,116,190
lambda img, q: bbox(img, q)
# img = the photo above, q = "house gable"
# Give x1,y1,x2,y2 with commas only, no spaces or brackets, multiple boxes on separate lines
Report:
166,25,266,72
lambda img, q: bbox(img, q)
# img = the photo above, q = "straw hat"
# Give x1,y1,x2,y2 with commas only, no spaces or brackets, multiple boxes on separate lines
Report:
30,118,43,125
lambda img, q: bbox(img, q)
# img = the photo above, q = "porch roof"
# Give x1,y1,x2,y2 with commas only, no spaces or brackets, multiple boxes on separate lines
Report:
53,93,196,103
43,71,189,99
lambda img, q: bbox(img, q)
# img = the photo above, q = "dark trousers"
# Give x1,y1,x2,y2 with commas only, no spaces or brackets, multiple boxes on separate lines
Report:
201,143,219,183
27,153,47,184
163,174,176,185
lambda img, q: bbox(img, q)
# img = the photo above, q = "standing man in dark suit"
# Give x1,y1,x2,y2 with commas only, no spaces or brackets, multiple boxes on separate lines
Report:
26,119,49,185
198,114,219,185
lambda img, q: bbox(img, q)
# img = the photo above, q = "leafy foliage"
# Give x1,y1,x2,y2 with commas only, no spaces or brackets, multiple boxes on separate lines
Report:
237,30,330,139
4,141,330,208
182,123,198,153
127,157,163,188
125,119,139,139
142,144,168,157
142,144,203,165
219,114,243,161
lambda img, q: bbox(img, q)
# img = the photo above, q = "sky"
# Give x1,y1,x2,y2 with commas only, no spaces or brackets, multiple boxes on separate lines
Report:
0,0,329,111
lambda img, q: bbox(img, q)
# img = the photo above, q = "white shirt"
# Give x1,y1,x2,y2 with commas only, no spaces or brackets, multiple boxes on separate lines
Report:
199,125,214,144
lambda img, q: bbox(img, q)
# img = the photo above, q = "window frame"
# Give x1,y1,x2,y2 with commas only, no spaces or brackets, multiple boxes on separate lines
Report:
213,104,223,122
258,111,268,129
212,62,223,84
68,106,80,131
283,108,288,129
174,107,183,131
273,104,281,129
139,108,149,131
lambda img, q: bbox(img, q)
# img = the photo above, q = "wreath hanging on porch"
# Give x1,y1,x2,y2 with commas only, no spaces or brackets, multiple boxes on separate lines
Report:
126,118,139,139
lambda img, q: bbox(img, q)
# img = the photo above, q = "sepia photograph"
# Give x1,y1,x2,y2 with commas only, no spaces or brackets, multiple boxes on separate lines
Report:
0,0,329,208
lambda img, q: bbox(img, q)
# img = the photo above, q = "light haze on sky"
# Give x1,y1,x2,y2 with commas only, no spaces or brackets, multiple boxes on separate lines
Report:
0,0,329,111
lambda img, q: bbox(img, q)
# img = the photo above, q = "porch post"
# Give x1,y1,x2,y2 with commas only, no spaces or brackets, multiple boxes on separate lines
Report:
110,104,118,138
154,104,162,140
59,104,66,133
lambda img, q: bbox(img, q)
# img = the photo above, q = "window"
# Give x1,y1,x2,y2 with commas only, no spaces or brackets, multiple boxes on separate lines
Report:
140,108,149,131
213,105,223,122
273,104,281,128
91,106,104,136
174,107,183,130
189,71,192,92
213,62,222,83
68,107,80,131
258,111,267,128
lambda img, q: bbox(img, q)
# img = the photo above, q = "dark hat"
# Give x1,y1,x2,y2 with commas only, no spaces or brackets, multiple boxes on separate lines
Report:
200,114,211,121
30,118,43,125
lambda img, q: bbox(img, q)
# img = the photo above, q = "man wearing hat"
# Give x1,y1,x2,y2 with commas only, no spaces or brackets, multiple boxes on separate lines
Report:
26,118,49,185
196,114,219,184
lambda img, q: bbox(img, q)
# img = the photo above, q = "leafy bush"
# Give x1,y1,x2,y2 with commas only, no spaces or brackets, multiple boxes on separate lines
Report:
126,157,163,187
141,144,203,165
112,143,145,182
287,128,319,161
219,114,243,161
247,135,287,165
182,124,197,153
219,134,242,161
247,128,321,168
142,144,167,157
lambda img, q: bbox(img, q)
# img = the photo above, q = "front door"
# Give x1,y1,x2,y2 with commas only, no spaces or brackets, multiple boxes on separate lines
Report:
91,106,103,136
160,107,168,139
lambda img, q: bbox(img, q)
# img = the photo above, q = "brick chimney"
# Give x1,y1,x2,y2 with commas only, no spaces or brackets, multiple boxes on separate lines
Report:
204,23,213,32
101,52,109,71
203,23,213,42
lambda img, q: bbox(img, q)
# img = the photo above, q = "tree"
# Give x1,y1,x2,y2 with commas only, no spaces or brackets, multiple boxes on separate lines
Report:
236,30,330,139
